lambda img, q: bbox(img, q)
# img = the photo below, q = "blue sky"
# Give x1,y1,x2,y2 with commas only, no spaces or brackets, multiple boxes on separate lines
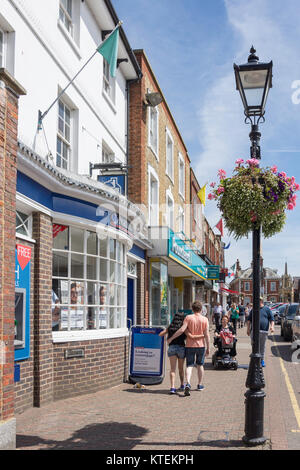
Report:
113,0,300,277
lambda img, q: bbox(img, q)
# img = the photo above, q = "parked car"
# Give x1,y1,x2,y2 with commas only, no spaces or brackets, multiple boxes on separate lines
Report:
281,303,300,341
291,314,300,358
273,303,287,325
292,312,300,342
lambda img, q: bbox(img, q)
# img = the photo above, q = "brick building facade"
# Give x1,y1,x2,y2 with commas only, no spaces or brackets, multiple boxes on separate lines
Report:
0,69,26,448
229,258,281,305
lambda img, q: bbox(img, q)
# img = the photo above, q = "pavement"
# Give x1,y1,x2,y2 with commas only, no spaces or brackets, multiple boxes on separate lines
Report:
15,324,300,451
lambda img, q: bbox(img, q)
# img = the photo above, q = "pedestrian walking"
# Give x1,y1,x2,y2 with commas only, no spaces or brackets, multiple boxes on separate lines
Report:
159,312,186,394
230,303,239,334
246,297,274,367
167,301,210,396
238,303,245,328
213,303,222,329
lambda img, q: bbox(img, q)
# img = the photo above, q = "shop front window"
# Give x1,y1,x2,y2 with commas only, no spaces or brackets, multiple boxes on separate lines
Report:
52,225,127,331
150,260,169,327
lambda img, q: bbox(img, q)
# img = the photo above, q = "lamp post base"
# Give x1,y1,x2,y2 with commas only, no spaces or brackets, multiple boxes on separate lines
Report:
243,387,266,446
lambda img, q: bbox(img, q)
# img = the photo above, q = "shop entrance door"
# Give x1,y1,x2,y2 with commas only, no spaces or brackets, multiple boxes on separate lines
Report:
127,278,135,328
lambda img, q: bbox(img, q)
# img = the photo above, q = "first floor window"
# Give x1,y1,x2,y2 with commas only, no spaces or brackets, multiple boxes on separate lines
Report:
59,0,73,37
57,99,71,170
149,105,159,156
244,282,250,291
103,58,116,103
166,129,174,180
178,207,184,233
0,29,5,68
270,282,276,292
52,225,127,331
149,173,159,226
166,193,174,230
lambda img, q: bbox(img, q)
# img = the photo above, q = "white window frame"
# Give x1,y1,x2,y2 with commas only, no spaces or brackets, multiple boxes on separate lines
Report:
102,141,115,164
166,189,174,230
270,281,276,292
0,27,6,68
165,127,174,182
56,99,72,170
148,105,159,159
52,226,128,333
178,206,184,234
59,0,74,38
178,152,185,199
148,164,159,226
102,58,116,105
16,210,32,239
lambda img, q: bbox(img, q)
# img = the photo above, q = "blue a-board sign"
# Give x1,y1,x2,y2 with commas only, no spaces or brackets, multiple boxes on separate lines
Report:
15,245,31,361
129,327,165,380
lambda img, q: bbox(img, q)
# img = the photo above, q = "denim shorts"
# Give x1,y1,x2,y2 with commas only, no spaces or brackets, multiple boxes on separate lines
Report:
185,347,206,367
167,344,186,359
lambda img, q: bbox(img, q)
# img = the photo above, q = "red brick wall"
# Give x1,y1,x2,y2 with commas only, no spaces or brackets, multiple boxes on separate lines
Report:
128,57,146,206
0,71,25,434
53,337,129,400
32,212,54,407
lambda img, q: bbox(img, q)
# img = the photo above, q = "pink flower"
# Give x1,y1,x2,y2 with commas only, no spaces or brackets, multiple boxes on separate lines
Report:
217,186,225,194
272,209,282,216
271,165,278,173
294,183,300,191
218,169,226,179
210,182,216,188
289,194,297,206
287,203,294,210
281,172,287,178
235,158,244,166
250,211,257,222
208,193,216,200
246,158,260,167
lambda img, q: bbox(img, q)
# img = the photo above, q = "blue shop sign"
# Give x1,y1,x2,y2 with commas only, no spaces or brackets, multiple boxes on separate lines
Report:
97,173,126,195
168,230,207,280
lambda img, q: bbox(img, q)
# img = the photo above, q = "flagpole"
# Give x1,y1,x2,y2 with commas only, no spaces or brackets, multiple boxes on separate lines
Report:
37,21,123,128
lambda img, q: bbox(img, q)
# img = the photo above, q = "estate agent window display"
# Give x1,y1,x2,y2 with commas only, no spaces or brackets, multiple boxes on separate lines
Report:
52,225,127,332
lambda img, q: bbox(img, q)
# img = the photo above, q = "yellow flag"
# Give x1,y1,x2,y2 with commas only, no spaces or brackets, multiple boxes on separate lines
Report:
197,185,206,206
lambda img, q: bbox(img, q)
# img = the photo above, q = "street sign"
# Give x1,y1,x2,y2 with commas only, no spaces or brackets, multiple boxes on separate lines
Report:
207,265,220,280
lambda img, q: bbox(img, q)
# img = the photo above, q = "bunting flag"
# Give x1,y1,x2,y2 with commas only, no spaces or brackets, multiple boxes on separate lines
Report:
53,224,68,238
215,218,223,236
197,185,206,206
224,242,231,249
97,25,120,77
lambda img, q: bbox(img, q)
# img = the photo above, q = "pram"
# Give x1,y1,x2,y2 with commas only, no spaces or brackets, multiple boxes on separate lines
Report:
212,329,238,370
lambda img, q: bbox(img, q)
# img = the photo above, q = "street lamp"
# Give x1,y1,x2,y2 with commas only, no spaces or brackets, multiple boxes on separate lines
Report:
234,47,273,446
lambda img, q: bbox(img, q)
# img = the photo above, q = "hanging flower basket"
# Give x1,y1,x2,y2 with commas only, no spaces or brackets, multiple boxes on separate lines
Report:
208,159,300,240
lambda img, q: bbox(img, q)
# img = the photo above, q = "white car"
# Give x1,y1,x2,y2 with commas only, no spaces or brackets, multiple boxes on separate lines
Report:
291,311,300,356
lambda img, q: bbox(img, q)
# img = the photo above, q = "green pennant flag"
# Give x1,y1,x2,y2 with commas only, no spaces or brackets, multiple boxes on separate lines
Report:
97,26,120,78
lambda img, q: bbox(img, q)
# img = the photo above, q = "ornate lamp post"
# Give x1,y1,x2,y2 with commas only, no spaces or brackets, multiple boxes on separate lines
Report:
234,47,273,445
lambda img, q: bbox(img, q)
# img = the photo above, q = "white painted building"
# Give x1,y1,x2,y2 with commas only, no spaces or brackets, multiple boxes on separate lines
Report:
1,0,141,175
0,0,151,417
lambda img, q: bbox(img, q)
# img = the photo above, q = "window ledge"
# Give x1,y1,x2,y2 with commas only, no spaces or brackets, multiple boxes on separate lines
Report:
165,172,174,185
102,89,117,114
57,20,81,59
52,328,129,343
16,233,36,244
147,145,159,161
